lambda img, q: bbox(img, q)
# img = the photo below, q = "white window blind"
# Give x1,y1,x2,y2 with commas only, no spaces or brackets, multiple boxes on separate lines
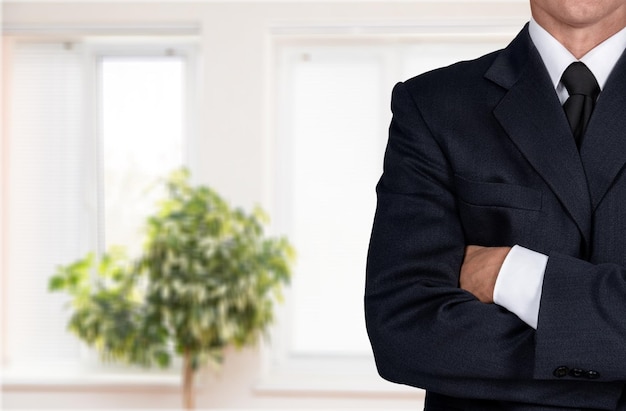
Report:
6,42,88,367
285,49,385,355
277,39,509,359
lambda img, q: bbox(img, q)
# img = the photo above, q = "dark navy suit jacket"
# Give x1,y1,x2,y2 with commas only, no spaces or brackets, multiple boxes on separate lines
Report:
365,24,626,410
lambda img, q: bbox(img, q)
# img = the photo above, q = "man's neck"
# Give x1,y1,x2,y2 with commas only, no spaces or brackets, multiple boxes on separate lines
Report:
549,26,623,58
532,8,626,59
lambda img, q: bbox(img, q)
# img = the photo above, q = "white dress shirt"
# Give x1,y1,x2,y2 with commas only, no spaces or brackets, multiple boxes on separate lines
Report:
493,18,626,329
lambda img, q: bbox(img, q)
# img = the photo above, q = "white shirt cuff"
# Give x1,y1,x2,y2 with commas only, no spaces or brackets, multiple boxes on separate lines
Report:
493,245,548,329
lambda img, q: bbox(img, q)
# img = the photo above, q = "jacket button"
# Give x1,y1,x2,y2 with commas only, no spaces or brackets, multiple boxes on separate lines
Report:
553,366,569,378
586,370,600,379
569,368,584,378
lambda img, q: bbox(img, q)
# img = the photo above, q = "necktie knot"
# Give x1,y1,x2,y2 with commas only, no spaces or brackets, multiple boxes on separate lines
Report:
561,62,600,148
561,61,600,99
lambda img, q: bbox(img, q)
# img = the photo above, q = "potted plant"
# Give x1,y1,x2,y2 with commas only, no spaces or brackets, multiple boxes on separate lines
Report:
49,168,294,409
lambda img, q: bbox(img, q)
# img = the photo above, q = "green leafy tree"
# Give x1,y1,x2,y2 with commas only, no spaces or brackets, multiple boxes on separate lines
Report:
49,169,294,409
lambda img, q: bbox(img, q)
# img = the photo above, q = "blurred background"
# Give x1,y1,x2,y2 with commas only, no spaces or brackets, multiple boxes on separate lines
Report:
1,1,530,409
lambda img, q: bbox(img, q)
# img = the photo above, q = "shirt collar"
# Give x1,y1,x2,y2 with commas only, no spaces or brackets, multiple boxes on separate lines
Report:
529,17,626,91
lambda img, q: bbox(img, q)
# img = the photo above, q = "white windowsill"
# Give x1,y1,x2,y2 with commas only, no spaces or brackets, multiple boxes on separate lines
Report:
1,364,181,389
253,353,425,398
254,373,424,398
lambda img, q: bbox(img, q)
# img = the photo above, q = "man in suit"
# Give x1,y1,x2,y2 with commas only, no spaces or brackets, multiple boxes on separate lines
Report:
365,0,626,409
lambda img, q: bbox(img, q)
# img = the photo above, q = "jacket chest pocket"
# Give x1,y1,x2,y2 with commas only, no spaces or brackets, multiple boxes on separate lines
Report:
454,175,543,246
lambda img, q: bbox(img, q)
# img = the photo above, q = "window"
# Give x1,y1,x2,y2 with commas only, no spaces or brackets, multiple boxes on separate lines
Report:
3,37,196,376
270,35,512,384
100,55,186,255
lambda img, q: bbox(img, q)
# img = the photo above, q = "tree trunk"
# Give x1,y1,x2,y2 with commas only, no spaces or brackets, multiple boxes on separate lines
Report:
183,350,195,410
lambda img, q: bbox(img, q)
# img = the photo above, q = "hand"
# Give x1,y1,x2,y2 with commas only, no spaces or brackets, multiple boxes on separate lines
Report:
460,245,511,303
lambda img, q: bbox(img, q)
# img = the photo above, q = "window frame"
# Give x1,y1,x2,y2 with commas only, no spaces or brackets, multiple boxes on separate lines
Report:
1,33,200,384
262,24,523,395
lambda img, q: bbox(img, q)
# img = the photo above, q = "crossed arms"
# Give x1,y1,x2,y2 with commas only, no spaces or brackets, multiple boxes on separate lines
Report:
364,81,626,409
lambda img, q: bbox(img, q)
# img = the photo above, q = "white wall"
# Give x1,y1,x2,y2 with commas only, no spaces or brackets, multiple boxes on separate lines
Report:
1,1,531,409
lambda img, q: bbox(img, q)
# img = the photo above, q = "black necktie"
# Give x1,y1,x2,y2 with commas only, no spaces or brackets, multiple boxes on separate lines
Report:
561,62,600,148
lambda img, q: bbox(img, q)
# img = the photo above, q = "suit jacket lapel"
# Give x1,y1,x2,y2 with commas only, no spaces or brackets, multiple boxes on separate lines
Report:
579,49,626,211
486,26,592,247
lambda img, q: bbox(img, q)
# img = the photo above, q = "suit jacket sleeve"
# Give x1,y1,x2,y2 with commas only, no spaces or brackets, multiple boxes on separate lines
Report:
536,254,626,381
364,81,624,409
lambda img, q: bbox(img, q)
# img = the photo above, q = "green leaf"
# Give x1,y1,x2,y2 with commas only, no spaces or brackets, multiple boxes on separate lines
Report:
48,275,66,291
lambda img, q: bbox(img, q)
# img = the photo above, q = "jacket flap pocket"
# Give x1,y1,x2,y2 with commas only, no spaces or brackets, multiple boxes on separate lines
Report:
455,174,542,211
